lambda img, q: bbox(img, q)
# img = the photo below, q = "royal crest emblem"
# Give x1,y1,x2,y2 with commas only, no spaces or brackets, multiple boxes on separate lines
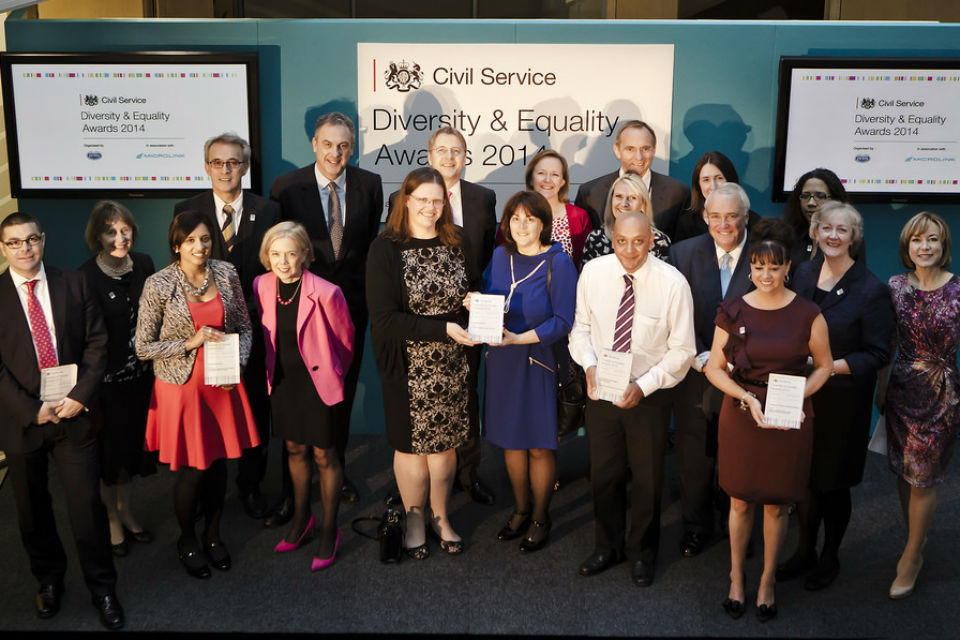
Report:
84,94,99,106
384,60,423,92
859,97,875,109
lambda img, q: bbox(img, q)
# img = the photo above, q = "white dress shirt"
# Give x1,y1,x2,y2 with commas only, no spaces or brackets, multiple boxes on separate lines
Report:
446,180,464,227
315,165,347,226
9,262,59,362
714,232,747,273
213,192,243,232
569,252,695,398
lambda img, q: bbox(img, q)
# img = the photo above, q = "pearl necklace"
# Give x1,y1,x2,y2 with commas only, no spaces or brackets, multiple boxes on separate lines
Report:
96,252,133,278
277,278,302,306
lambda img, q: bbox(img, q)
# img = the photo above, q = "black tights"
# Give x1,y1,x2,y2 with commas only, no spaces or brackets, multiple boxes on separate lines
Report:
173,459,227,549
793,487,853,562
286,442,342,557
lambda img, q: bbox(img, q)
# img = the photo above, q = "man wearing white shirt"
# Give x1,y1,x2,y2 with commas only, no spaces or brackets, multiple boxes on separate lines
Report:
570,211,695,587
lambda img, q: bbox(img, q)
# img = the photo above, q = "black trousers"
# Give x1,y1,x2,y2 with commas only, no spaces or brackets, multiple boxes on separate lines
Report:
456,344,483,485
8,422,117,597
586,393,670,563
670,370,718,535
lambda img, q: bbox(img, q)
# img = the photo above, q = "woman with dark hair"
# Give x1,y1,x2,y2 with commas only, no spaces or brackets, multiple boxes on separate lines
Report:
525,149,592,270
79,201,157,557
136,210,259,579
674,151,761,243
474,190,577,552
704,217,833,621
880,211,960,599
781,168,860,268
779,202,894,591
366,167,477,559
581,172,670,265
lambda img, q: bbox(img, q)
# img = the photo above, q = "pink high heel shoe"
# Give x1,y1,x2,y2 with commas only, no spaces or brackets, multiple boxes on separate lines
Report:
311,529,341,571
273,515,315,553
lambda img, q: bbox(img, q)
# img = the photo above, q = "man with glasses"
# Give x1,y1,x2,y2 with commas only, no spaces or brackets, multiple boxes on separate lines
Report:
175,132,280,523
0,212,124,629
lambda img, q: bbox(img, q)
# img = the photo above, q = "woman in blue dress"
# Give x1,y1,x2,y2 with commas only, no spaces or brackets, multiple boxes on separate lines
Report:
477,190,577,552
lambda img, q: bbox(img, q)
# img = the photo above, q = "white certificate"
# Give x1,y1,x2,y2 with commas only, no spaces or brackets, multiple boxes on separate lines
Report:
40,363,77,402
468,293,505,344
763,373,806,429
597,349,634,403
204,334,240,386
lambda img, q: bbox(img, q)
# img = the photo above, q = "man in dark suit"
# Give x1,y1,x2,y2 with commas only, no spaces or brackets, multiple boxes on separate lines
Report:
574,120,691,240
668,182,754,557
270,112,383,505
174,133,281,524
387,126,498,505
0,212,123,629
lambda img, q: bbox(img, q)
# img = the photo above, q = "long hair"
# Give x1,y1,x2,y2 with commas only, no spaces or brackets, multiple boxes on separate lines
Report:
382,167,461,248
689,151,740,214
782,167,848,238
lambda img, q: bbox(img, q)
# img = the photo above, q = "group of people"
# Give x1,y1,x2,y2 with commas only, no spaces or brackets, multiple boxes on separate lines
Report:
1,114,957,630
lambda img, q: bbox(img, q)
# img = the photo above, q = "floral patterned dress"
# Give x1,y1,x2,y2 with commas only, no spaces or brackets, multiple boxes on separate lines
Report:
885,273,960,487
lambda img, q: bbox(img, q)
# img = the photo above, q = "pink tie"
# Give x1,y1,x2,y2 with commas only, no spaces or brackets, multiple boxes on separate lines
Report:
612,274,634,353
25,279,58,369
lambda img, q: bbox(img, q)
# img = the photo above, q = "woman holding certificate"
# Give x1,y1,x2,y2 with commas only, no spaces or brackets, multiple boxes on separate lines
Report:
778,202,894,591
136,210,259,579
580,172,670,266
704,218,833,622
367,167,476,559
476,191,577,552
881,212,960,599
253,222,354,570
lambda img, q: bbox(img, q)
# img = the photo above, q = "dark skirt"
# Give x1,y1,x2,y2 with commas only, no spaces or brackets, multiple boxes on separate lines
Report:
808,380,875,491
99,376,157,484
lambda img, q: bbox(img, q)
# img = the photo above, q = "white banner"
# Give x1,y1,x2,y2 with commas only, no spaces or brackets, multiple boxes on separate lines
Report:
357,43,675,208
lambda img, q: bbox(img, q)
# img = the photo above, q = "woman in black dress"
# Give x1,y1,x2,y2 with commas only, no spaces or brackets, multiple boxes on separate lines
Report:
78,201,156,556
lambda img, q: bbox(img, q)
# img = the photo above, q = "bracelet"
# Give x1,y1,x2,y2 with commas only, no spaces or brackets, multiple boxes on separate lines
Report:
738,391,757,411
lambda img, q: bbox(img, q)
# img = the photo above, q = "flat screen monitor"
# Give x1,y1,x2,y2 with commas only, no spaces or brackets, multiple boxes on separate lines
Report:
0,51,260,198
774,56,960,202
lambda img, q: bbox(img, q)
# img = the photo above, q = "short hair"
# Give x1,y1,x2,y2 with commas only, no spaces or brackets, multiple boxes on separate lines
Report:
614,120,657,148
314,112,356,145
84,201,138,253
168,210,213,262
499,191,553,253
602,173,651,238
811,201,864,252
203,132,251,164
524,149,570,203
690,151,740,213
705,182,750,218
0,211,42,238
748,217,794,266
382,167,461,248
259,221,314,271
782,167,848,237
898,211,952,270
427,126,466,152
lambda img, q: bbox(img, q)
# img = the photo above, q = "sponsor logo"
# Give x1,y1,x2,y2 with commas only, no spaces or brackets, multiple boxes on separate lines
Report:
905,155,956,162
384,60,423,92
86,151,102,160
136,152,186,159
859,97,875,109
854,154,870,163
84,94,99,107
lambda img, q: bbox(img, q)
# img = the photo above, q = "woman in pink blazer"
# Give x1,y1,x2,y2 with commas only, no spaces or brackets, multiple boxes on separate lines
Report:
254,221,354,571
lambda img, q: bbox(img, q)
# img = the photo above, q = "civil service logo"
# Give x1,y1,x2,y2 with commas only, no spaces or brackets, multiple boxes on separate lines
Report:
384,60,423,92
859,97,875,109
84,94,99,107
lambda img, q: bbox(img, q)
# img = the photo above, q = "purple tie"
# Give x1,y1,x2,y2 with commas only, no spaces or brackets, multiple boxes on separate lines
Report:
612,274,634,353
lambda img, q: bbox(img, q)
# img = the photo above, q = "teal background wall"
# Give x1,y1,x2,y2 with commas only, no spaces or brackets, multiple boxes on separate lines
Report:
6,14,960,433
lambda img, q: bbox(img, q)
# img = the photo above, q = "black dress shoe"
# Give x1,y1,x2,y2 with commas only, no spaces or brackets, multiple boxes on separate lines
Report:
205,540,232,571
756,602,778,622
722,597,745,620
341,477,360,504
35,583,63,619
92,593,124,630
264,497,294,528
123,525,154,544
465,479,496,506
680,530,709,557
497,512,531,541
578,550,623,577
111,537,129,557
804,557,840,591
239,489,269,519
631,560,655,587
177,540,211,579
518,519,551,553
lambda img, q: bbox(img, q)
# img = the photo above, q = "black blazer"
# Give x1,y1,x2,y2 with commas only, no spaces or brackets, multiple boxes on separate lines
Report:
173,190,280,305
793,256,894,387
270,164,384,314
388,179,497,278
574,169,692,241
668,233,754,354
0,266,107,453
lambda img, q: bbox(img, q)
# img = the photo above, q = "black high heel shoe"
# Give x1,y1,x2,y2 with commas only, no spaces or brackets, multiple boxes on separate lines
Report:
123,525,154,544
756,587,777,623
721,598,745,619
497,511,531,541
518,519,551,553
177,540,211,579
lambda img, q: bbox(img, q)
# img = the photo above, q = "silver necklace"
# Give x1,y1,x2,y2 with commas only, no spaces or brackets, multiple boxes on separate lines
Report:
96,252,133,278
178,265,211,297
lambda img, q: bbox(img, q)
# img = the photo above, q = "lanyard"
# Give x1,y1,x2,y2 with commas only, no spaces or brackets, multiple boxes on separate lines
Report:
505,254,545,313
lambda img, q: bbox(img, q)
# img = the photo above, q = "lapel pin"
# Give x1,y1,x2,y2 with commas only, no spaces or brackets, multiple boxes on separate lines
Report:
836,288,844,296
108,291,116,300
739,326,746,335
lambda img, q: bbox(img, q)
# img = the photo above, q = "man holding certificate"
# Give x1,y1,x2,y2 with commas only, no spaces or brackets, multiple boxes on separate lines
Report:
569,211,695,587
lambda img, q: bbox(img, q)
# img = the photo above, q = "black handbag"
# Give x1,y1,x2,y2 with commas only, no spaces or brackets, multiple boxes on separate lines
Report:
351,505,403,563
546,254,586,437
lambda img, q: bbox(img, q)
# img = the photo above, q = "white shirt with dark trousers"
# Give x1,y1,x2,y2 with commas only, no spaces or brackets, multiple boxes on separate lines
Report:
570,252,695,562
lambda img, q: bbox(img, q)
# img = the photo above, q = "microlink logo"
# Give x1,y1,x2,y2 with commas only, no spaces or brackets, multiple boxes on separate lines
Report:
905,155,955,163
136,152,185,159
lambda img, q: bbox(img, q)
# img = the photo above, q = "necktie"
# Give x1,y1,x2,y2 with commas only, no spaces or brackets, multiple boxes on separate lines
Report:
327,181,343,259
612,274,635,353
720,253,733,298
221,204,236,253
25,279,58,369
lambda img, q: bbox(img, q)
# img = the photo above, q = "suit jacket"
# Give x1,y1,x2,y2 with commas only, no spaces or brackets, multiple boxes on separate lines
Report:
0,266,107,453
135,260,251,385
254,270,354,405
793,256,894,387
270,164,384,315
668,233,753,354
388,178,497,278
173,190,280,306
574,170,692,241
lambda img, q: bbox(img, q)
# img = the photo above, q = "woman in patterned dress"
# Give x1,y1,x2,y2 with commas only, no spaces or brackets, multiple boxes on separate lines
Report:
525,149,592,271
881,212,960,599
580,172,670,266
367,167,477,559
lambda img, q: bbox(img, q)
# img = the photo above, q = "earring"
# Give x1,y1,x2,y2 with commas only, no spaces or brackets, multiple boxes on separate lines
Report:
785,273,791,284
747,273,752,282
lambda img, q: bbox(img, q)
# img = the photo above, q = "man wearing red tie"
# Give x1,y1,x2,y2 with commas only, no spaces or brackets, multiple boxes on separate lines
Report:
0,212,123,629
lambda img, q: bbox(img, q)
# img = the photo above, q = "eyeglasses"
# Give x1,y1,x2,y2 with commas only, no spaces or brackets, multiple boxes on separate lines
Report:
411,196,445,209
430,147,464,158
2,234,42,250
207,160,246,171
799,192,830,202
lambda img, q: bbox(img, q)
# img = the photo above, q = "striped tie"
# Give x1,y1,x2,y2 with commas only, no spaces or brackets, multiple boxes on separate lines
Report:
221,204,236,253
612,274,634,353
